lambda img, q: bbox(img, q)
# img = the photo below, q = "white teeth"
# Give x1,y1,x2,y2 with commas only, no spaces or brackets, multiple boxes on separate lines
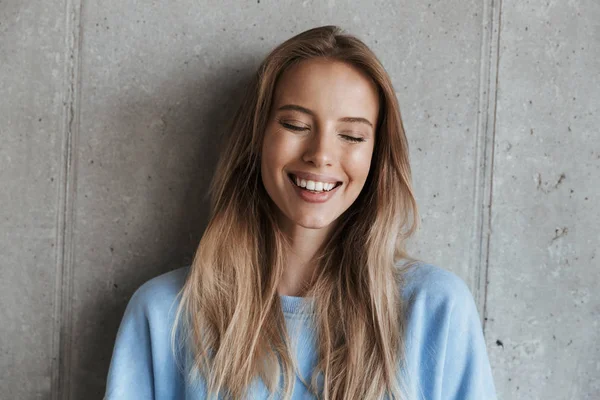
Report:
292,175,337,192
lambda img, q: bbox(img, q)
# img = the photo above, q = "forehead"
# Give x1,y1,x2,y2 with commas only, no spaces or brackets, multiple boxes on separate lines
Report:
272,58,379,122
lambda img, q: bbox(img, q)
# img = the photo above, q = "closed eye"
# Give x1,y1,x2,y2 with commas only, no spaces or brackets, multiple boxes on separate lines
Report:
279,119,365,142
342,135,366,143
280,122,308,132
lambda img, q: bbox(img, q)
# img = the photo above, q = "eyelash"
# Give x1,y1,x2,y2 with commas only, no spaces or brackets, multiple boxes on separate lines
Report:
342,135,366,143
280,122,366,143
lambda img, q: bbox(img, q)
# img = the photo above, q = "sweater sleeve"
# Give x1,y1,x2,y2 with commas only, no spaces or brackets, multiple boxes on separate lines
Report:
104,268,187,400
401,263,498,400
105,287,156,399
440,277,497,400
105,290,154,400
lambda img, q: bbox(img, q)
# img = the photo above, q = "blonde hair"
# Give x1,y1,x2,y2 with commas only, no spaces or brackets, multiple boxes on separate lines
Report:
172,25,421,399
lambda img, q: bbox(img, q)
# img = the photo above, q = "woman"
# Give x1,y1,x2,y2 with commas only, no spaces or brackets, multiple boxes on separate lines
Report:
105,26,497,399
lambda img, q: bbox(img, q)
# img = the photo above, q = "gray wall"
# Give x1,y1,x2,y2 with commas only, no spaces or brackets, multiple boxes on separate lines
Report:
1,0,598,399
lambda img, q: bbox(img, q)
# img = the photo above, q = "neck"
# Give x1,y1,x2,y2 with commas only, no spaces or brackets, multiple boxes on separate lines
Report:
277,220,333,297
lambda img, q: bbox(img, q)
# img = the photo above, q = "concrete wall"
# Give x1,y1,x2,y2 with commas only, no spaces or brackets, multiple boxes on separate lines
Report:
1,0,598,398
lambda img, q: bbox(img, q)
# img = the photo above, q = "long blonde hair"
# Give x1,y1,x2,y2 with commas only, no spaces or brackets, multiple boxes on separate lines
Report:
172,25,420,399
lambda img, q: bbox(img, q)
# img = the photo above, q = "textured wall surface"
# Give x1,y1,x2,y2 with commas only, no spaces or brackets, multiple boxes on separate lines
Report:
1,0,67,397
485,1,600,399
1,0,598,399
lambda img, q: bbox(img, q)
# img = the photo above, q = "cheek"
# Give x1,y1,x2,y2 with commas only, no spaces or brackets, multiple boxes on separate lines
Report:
346,146,374,182
262,129,298,168
261,129,290,180
261,130,280,168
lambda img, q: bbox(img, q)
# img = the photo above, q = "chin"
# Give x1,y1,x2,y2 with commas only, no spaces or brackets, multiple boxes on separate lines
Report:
299,221,331,230
293,214,335,230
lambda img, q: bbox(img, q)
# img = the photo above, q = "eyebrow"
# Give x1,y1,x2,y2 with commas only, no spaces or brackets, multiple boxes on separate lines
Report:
277,104,374,128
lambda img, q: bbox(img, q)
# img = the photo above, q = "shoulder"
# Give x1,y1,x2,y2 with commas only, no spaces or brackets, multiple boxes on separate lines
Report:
125,266,190,319
395,262,498,399
107,267,190,398
396,261,482,343
397,261,475,314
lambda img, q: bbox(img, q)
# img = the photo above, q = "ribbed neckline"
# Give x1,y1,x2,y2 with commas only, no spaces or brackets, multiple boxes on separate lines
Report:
279,294,316,315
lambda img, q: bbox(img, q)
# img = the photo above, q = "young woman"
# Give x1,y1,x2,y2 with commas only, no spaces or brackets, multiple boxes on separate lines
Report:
105,26,497,399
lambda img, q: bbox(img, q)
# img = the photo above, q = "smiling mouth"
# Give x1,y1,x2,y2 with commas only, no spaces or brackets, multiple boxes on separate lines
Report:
287,173,343,192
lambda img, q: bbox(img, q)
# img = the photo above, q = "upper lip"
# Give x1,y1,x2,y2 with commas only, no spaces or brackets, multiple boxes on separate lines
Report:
287,170,342,184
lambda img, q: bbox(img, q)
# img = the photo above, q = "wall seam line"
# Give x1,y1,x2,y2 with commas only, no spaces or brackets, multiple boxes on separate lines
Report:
51,0,83,399
483,0,502,334
472,0,502,333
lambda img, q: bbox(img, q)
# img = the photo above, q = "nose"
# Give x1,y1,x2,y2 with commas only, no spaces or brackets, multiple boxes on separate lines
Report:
302,126,335,167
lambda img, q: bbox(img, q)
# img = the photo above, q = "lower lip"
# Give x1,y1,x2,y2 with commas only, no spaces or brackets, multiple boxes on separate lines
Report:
288,175,341,203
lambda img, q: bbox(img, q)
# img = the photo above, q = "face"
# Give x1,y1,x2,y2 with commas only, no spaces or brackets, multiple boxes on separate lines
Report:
260,58,379,234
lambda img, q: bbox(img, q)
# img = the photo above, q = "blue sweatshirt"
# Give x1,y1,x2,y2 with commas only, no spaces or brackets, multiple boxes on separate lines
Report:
105,263,497,399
